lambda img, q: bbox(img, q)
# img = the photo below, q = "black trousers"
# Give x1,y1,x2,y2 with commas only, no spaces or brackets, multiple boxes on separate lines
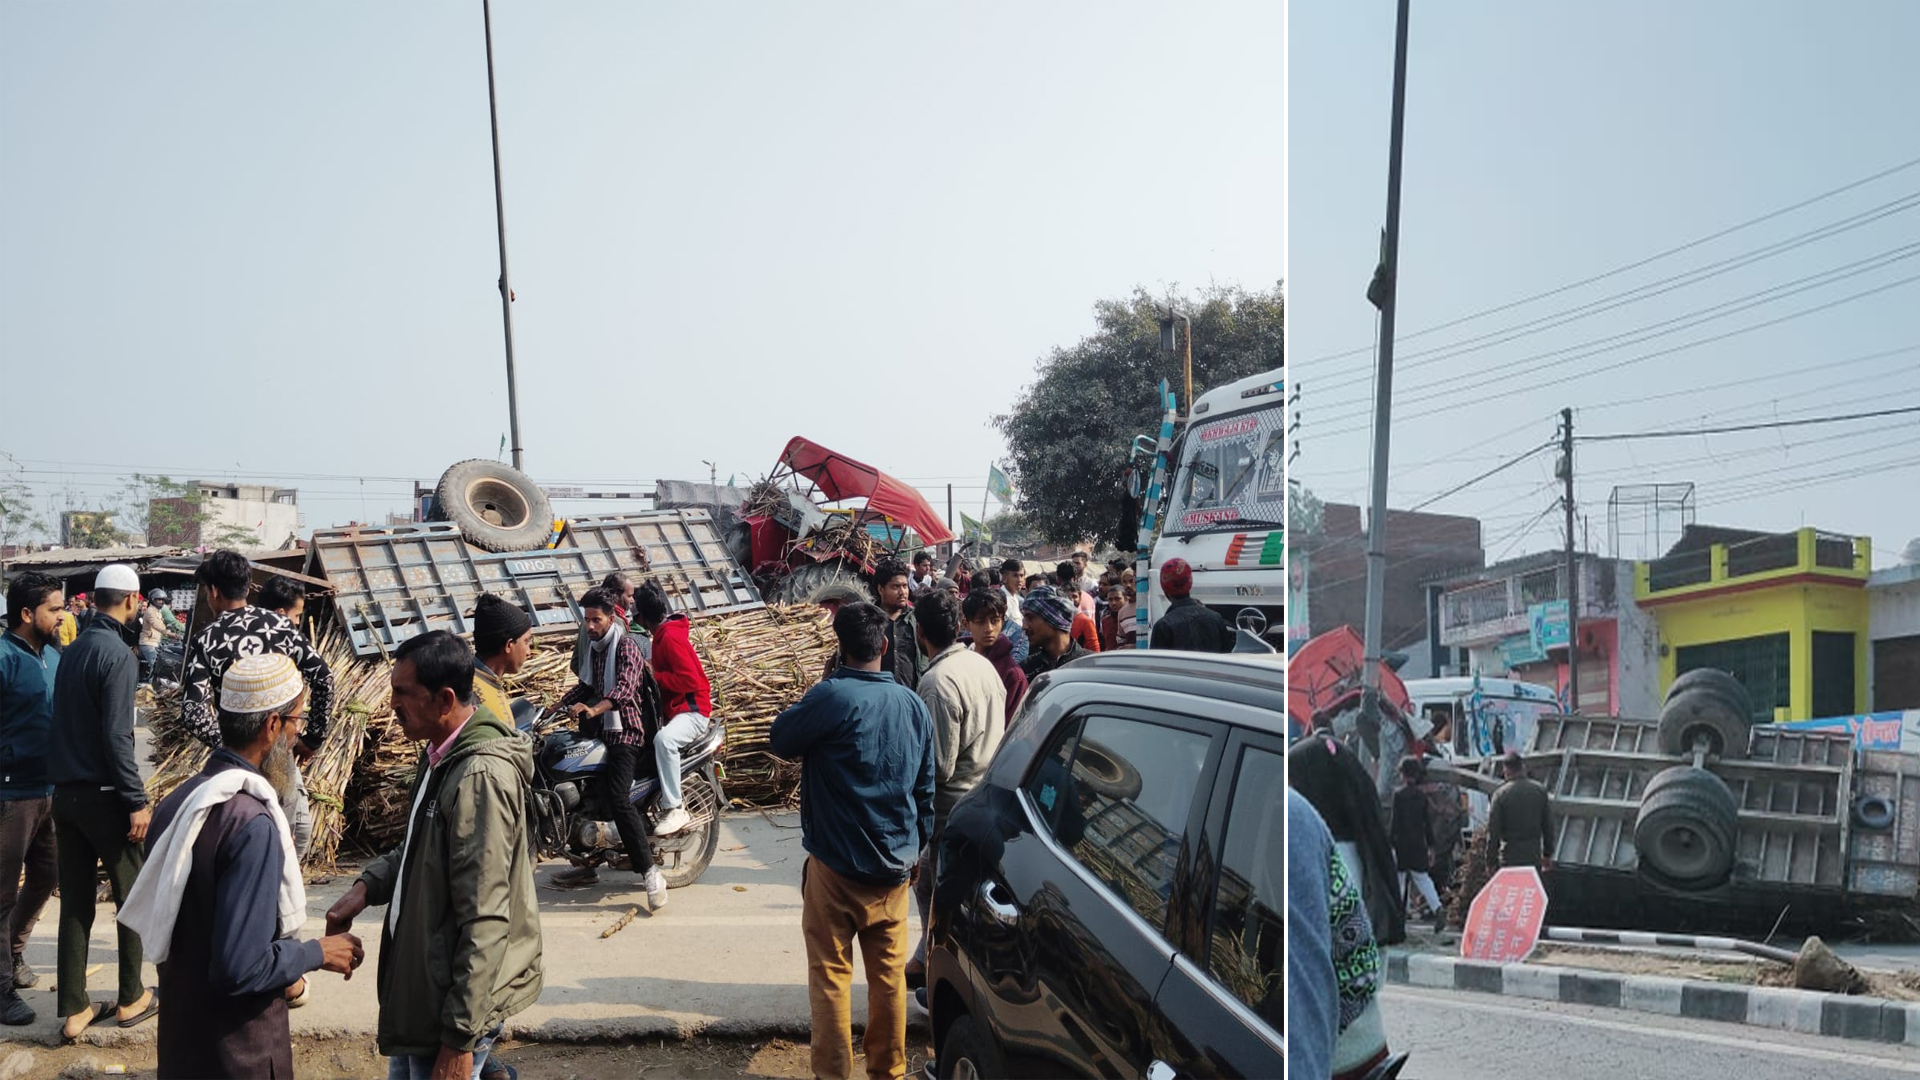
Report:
52,787,145,1016
0,796,56,993
603,742,655,874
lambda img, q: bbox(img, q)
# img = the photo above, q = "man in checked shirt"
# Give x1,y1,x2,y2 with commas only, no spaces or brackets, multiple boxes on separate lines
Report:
180,551,335,773
548,587,666,910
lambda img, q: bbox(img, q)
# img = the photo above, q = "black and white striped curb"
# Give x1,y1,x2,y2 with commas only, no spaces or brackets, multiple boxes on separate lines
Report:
1386,951,1920,1047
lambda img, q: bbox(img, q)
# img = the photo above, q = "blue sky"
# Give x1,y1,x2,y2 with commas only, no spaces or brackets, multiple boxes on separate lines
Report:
1,1,1282,536
1288,2,1920,568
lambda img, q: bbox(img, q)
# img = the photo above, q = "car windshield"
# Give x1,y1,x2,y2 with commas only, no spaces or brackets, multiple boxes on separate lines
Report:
1164,404,1287,535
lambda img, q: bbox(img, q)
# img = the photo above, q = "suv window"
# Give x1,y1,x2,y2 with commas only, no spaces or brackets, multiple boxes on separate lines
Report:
1025,712,1211,937
1206,744,1284,1026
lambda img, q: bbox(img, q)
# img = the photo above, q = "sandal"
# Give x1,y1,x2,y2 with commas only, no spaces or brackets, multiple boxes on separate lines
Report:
61,1001,115,1044
118,988,159,1028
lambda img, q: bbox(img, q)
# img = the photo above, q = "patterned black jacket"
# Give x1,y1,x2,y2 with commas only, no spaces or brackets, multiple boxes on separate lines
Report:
181,606,334,751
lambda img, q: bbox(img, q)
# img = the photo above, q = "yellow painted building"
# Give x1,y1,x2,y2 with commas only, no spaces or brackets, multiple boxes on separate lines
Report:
1635,528,1870,722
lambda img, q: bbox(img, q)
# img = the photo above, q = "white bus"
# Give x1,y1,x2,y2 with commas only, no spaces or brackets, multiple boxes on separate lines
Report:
1140,369,1287,646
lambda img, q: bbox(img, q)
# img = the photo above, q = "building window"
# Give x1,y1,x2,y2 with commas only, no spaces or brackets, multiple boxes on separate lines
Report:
1811,632,1856,719
1675,633,1789,723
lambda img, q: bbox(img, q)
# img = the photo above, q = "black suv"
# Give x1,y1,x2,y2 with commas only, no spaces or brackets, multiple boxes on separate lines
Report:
926,651,1284,1079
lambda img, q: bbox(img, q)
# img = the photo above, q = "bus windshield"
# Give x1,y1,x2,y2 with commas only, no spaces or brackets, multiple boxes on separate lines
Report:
1165,404,1287,535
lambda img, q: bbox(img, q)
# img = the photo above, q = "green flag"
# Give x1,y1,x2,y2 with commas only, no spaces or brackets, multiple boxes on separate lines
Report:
960,512,992,543
987,464,1014,505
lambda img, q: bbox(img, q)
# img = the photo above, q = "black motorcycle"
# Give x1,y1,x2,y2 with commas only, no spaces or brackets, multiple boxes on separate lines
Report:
512,689,728,888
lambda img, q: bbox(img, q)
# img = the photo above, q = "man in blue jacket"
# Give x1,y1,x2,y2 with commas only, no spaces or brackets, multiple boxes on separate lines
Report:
771,602,935,1080
0,572,64,1025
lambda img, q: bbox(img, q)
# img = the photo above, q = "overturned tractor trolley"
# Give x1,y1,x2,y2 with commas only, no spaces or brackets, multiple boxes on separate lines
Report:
1438,669,1920,934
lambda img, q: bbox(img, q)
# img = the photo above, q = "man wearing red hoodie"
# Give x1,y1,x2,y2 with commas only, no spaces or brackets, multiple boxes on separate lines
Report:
634,582,713,838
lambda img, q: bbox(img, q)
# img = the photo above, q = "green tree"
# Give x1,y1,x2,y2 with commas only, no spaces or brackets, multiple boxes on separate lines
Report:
0,477,47,552
65,511,130,549
994,282,1283,544
114,474,259,549
1288,481,1324,542
984,510,1037,552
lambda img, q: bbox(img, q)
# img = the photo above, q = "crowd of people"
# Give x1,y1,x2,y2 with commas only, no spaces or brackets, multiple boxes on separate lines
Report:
1,554,561,1079
1288,724,1559,1079
0,542,1249,1079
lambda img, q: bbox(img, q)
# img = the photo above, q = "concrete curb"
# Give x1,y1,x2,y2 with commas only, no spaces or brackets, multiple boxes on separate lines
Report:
1386,951,1920,1047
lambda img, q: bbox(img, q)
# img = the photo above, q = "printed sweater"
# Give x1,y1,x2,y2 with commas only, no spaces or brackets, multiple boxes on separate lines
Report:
182,606,335,751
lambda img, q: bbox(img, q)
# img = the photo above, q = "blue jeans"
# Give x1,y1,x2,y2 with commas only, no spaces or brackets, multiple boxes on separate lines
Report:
653,712,709,810
387,1024,501,1080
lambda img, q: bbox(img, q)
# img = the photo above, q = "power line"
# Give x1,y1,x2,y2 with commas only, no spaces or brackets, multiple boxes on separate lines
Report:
1307,190,1920,397
1579,404,1920,443
1308,268,1920,441
1291,150,1920,371
1582,342,1920,416
1311,242,1920,422
1404,441,1554,512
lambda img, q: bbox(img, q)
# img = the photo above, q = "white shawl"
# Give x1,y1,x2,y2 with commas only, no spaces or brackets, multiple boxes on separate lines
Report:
119,768,306,964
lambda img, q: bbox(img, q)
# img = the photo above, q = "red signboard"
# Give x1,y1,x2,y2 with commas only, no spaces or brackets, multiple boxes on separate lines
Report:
1180,506,1243,528
1460,867,1548,964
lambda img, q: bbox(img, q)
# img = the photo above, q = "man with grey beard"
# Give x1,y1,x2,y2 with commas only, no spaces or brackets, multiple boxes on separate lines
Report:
121,653,362,1077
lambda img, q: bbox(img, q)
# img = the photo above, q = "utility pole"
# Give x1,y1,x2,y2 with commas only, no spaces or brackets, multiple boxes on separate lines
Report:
1561,406,1579,714
1360,0,1412,705
483,0,524,471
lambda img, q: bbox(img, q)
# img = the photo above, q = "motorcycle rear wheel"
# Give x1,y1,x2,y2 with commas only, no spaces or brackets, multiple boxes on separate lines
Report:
651,770,725,889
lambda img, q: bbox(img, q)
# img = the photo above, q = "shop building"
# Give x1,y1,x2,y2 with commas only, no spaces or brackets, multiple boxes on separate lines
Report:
1635,526,1871,723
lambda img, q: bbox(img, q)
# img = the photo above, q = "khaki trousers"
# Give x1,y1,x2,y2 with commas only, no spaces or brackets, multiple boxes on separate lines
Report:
801,856,911,1080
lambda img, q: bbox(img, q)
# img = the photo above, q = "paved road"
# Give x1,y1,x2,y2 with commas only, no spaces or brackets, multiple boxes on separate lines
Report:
12,810,912,1047
1383,985,1920,1080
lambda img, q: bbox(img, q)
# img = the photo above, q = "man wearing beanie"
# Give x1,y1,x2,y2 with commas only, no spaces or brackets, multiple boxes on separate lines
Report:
48,564,156,1040
1148,557,1232,653
1018,585,1092,680
122,654,364,1078
471,594,535,727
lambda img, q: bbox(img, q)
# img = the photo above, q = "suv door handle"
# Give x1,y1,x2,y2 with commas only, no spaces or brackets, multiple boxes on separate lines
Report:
979,880,1019,924
1147,1062,1177,1080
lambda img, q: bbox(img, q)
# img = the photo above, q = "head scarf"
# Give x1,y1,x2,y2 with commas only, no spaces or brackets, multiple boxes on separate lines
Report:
1160,557,1195,598
1022,585,1076,634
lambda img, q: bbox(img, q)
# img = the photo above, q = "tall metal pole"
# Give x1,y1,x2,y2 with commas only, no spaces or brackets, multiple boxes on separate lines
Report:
1360,0,1411,694
1562,407,1579,713
483,0,524,471
1182,314,1193,417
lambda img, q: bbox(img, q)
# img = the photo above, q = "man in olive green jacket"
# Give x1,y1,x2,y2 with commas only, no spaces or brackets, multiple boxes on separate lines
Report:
326,632,542,1080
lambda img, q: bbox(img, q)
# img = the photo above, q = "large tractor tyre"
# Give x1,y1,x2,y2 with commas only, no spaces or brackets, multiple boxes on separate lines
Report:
434,459,555,553
1072,738,1144,802
1657,684,1754,760
1664,668,1754,730
780,560,873,607
1634,766,1739,889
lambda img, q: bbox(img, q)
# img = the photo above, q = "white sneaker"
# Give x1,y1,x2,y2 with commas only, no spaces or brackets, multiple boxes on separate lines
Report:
652,807,693,836
645,867,668,911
